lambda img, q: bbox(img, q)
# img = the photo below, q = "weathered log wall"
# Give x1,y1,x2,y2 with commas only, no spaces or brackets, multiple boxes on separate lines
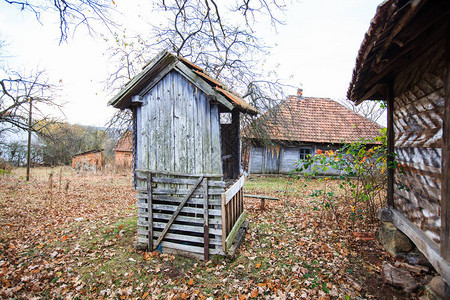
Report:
393,42,445,245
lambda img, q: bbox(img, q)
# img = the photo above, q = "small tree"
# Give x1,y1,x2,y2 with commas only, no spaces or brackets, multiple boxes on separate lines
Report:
294,129,387,228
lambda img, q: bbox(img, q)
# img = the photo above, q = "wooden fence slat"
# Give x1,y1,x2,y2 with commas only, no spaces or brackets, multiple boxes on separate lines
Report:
147,174,153,250
221,193,227,252
224,176,245,204
136,169,221,178
151,222,222,235
143,204,222,216
153,176,204,249
203,177,209,260
225,211,247,252
151,176,225,187
137,229,223,246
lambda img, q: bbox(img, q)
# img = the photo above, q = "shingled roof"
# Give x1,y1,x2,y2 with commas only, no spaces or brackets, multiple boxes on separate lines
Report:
347,0,450,103
109,50,259,115
113,131,133,152
244,96,383,144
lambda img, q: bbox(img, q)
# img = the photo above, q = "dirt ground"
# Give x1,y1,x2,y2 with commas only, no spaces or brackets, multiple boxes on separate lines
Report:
0,168,434,299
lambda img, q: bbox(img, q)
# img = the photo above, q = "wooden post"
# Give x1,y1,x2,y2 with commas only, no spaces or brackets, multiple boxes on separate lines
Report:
132,107,138,189
203,177,209,261
26,98,32,181
386,84,395,208
232,110,240,179
442,26,450,262
221,193,227,253
147,173,153,251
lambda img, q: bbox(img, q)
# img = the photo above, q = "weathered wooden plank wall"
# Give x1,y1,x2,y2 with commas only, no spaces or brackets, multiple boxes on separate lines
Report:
136,70,222,176
136,172,225,259
393,42,445,245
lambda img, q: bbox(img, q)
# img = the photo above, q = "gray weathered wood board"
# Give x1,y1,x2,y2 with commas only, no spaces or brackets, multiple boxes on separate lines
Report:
136,70,222,175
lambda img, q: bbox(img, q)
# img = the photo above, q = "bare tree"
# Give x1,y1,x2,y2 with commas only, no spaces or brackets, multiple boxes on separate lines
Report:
0,67,61,135
339,99,386,125
105,0,294,134
3,0,114,43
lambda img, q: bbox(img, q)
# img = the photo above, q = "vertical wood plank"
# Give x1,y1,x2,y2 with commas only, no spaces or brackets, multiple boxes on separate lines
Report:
221,193,227,252
147,173,153,250
387,84,395,208
232,111,240,179
204,94,212,174
132,106,138,189
441,28,450,261
203,178,209,260
210,104,222,175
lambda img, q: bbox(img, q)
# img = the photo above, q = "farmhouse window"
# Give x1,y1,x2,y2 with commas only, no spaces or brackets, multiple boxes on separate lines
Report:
299,148,311,160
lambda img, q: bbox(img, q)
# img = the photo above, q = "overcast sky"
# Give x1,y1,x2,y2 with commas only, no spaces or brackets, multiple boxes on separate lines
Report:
0,0,382,127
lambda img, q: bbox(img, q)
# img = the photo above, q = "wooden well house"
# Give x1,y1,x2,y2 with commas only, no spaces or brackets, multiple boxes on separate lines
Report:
347,0,449,283
109,51,259,260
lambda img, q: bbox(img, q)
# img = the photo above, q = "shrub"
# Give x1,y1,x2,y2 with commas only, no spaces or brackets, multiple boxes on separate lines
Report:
293,128,387,227
0,158,14,174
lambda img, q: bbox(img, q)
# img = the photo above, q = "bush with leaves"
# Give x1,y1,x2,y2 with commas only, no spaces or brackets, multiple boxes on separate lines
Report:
293,128,387,228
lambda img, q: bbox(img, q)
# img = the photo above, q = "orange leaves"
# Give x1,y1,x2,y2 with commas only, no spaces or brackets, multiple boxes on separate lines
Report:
187,278,194,285
61,236,68,241
255,261,261,269
250,288,259,298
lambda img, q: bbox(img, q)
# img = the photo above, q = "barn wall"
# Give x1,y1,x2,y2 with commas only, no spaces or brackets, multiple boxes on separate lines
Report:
248,143,343,174
392,41,445,245
72,152,103,170
136,70,222,175
115,151,133,168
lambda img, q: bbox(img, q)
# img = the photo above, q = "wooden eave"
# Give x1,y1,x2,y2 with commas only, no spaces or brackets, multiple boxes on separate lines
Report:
108,51,258,116
347,0,450,103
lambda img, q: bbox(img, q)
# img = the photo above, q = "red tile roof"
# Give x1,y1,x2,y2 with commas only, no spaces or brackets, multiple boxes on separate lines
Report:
244,96,383,144
114,131,133,152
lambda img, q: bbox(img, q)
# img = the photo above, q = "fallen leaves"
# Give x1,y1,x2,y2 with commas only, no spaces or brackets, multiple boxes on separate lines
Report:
0,170,418,299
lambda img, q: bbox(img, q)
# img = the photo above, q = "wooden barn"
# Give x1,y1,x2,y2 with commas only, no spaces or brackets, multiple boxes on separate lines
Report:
347,0,449,284
109,50,259,260
71,149,103,171
242,94,382,174
113,131,133,168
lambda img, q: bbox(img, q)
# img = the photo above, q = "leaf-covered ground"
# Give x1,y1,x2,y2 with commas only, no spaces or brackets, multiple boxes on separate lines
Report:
0,168,429,299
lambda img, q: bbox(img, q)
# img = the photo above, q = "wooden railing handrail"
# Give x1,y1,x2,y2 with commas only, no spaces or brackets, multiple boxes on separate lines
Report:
136,169,222,178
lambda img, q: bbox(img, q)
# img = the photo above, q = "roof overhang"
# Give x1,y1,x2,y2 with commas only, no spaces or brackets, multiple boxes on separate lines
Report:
108,50,259,115
347,0,450,104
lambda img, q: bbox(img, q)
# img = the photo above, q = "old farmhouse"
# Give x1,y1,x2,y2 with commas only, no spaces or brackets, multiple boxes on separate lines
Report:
242,93,382,174
347,0,449,285
109,50,258,260
113,131,133,168
71,149,103,171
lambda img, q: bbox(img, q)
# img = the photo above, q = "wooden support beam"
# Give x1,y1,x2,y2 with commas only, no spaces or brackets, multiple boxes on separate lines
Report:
147,173,153,251
387,84,395,208
225,211,247,252
387,209,450,284
442,23,450,262
203,177,209,261
244,194,280,210
232,110,240,179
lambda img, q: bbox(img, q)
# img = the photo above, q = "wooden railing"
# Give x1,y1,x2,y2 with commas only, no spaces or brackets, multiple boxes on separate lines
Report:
221,175,246,252
135,170,247,259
